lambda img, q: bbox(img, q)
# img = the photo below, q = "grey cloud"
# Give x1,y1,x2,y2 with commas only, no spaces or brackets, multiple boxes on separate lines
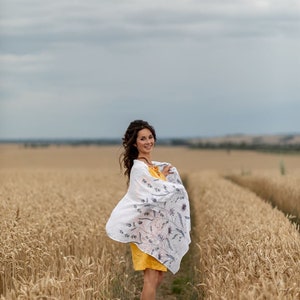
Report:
1,0,300,138
1,0,300,52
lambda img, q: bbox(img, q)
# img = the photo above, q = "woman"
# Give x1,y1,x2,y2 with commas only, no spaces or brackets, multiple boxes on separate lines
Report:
106,120,191,300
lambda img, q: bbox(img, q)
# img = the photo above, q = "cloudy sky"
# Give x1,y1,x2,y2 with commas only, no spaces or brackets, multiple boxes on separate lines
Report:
1,0,300,139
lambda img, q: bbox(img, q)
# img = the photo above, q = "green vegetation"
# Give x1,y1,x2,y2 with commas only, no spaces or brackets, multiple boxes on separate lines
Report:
279,160,286,175
189,141,300,153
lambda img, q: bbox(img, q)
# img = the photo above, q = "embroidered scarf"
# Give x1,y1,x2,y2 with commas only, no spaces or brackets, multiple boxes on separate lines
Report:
105,159,191,274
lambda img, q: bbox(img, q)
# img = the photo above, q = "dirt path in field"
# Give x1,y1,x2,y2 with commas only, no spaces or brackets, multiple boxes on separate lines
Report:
157,272,183,300
156,254,199,300
157,232,202,300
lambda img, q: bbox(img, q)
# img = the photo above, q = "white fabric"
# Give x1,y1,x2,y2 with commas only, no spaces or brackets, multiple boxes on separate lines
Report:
105,159,191,274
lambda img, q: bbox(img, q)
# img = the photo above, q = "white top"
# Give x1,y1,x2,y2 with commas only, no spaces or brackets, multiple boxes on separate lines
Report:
105,159,191,274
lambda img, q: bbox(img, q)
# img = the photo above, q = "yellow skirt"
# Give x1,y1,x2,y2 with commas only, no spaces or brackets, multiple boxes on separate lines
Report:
130,243,167,272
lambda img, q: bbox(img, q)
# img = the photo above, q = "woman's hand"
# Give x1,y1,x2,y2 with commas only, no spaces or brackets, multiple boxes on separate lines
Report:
162,164,173,177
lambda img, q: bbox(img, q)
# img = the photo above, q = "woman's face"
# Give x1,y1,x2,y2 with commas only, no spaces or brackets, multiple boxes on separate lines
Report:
135,128,155,156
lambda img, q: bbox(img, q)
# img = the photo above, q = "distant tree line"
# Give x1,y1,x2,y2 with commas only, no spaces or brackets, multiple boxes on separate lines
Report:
21,139,121,148
1,138,300,153
189,142,300,153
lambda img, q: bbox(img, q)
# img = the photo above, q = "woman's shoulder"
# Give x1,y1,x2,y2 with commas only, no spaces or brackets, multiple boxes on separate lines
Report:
132,159,148,171
132,160,173,172
130,160,150,181
133,159,146,166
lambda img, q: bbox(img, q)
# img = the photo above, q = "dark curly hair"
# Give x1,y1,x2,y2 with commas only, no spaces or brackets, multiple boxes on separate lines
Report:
119,120,156,183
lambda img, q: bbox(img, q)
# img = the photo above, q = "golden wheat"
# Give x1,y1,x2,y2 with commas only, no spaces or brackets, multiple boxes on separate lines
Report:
1,146,300,299
227,172,300,223
189,172,300,299
0,169,138,299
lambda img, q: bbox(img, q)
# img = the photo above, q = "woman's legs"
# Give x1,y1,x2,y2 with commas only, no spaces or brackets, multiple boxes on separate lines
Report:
140,269,165,300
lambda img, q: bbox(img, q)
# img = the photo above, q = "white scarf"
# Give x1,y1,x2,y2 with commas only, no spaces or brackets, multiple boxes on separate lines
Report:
105,159,191,274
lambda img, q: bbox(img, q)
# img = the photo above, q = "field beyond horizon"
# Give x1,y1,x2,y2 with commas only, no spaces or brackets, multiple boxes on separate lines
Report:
1,145,300,299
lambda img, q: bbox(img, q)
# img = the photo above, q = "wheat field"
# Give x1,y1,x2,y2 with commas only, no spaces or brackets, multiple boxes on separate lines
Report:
189,172,300,299
227,171,300,225
1,145,300,299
